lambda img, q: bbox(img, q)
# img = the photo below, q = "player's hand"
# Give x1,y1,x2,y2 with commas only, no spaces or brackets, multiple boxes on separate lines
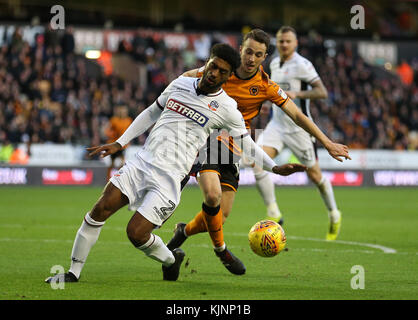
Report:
87,142,122,158
272,163,307,176
325,142,351,162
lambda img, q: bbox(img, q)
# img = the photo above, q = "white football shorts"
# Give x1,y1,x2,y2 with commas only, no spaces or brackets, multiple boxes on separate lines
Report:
257,120,317,168
110,155,181,226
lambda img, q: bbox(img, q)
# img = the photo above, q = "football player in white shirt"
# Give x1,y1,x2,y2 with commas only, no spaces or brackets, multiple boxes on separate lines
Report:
45,44,307,284
254,26,342,240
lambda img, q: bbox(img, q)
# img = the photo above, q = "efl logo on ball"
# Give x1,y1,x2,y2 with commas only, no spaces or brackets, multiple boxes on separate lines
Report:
248,220,286,257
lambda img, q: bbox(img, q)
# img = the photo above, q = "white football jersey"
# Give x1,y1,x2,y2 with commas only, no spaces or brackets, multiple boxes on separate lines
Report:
270,52,320,133
138,76,247,178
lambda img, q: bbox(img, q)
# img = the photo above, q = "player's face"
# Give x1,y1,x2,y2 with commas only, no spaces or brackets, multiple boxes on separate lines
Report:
200,57,232,91
239,38,267,74
276,31,297,58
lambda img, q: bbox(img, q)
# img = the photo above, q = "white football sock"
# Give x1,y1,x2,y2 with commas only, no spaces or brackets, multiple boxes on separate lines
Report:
137,234,175,267
69,212,105,279
316,176,338,213
253,166,281,219
328,209,341,223
266,203,282,220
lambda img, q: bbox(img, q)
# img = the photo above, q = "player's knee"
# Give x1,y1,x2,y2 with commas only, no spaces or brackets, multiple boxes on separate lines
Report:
204,190,222,207
126,222,149,247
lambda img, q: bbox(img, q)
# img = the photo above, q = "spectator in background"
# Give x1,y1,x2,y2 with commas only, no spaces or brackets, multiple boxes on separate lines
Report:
104,105,133,180
0,27,416,154
397,59,414,86
61,26,75,56
193,34,211,64
0,135,13,162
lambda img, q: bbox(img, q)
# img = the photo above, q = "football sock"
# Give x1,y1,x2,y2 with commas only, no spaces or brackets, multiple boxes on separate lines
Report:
266,203,282,220
202,203,224,249
213,243,226,252
253,166,281,219
316,176,339,217
137,234,175,267
69,212,105,279
328,209,341,223
185,211,208,236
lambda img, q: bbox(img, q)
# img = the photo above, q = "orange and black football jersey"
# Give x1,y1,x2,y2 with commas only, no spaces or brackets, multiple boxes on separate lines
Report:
198,65,290,129
195,65,290,164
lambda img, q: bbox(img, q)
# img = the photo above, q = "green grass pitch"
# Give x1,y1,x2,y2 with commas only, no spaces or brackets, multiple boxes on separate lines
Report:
0,186,417,300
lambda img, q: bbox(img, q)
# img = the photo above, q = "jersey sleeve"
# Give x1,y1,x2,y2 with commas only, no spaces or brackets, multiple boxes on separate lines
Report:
224,107,277,172
267,79,290,108
156,77,181,109
222,105,248,138
116,102,162,147
298,59,320,84
269,57,279,73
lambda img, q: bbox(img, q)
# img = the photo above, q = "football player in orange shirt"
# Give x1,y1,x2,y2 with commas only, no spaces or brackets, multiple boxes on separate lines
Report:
167,29,350,275
105,105,133,180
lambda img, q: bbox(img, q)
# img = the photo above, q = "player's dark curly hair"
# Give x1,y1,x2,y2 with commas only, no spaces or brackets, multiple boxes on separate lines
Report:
209,43,241,71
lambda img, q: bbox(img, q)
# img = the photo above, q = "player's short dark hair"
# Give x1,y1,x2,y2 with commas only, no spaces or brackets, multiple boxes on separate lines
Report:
242,28,270,50
209,43,241,71
277,26,297,37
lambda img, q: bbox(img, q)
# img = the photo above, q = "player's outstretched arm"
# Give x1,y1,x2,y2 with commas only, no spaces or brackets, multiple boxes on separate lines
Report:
116,101,163,147
287,79,328,100
272,163,307,175
239,134,307,175
281,99,351,162
87,101,163,158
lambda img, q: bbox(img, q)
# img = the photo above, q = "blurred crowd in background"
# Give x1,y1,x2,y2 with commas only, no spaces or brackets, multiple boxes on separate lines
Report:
0,26,417,164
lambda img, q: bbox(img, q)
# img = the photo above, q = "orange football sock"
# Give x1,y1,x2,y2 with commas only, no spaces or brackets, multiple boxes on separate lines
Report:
185,211,207,236
202,205,224,249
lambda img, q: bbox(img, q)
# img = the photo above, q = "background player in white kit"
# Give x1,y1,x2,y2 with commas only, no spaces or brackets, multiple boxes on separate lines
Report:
45,44,307,284
254,26,343,240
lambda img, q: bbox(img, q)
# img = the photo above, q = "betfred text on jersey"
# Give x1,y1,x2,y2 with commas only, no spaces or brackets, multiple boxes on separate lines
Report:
166,99,208,127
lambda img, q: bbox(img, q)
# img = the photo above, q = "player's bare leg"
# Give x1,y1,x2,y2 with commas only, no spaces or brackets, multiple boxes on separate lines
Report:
168,184,236,246
126,212,185,281
166,173,221,250
307,162,341,240
45,182,129,283
168,172,245,275
220,186,236,223
253,146,283,224
197,171,224,249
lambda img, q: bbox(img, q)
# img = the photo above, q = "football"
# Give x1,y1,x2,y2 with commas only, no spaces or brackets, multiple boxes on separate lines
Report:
248,220,287,257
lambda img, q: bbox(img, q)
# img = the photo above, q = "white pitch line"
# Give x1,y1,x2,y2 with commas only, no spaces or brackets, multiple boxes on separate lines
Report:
0,237,404,255
0,224,399,254
288,236,398,254
222,231,398,254
0,236,406,255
